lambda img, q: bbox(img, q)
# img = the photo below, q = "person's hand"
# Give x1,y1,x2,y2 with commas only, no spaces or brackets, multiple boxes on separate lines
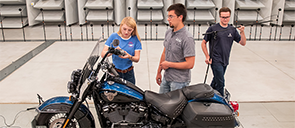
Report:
156,73,162,86
205,57,212,64
115,47,129,59
160,61,170,70
238,25,245,33
119,51,131,59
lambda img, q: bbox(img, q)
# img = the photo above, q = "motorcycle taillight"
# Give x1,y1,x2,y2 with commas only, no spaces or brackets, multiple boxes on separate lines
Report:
230,101,239,112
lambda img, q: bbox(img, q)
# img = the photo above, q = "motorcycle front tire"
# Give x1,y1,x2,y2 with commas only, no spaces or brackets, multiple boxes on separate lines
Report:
32,104,95,128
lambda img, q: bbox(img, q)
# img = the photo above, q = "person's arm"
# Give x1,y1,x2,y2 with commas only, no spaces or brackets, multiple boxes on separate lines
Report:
100,45,112,58
156,48,166,85
201,39,212,64
160,36,196,70
238,26,246,46
160,56,195,70
129,50,140,62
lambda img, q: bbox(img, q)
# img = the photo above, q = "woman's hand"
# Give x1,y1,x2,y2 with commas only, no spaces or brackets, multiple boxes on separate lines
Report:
115,47,131,59
119,51,132,59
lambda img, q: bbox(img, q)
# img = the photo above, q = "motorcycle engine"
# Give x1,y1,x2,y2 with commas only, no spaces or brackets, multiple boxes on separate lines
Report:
102,102,147,125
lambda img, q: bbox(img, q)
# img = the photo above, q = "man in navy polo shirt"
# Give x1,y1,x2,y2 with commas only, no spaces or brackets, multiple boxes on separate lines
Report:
201,7,246,96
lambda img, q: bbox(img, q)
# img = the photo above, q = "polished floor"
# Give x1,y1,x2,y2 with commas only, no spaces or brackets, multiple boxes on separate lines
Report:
0,39,294,127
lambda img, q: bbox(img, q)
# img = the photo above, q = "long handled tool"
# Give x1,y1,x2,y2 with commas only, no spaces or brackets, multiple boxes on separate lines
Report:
204,62,210,84
203,31,217,84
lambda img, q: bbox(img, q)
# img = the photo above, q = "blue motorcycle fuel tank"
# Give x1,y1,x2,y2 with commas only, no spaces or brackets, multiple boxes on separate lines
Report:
100,81,144,102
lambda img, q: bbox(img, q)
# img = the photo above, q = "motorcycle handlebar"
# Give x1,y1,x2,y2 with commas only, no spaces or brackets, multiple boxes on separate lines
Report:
97,47,125,77
109,64,119,77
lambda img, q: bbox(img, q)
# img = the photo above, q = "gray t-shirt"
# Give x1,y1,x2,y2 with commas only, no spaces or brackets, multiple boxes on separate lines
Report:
163,26,195,82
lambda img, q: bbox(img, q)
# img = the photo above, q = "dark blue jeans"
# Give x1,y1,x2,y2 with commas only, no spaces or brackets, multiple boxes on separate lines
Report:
117,69,136,84
210,63,227,96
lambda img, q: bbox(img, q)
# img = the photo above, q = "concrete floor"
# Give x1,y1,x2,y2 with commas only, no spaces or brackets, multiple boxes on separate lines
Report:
0,39,294,128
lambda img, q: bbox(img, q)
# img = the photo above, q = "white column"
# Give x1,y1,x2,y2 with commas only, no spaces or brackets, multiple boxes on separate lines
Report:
114,0,126,25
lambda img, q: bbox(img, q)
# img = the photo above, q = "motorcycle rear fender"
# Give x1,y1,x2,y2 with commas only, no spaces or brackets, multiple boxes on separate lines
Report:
188,93,234,111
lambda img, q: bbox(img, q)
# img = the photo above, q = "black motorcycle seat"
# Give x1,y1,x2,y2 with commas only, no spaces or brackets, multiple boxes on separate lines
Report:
145,89,187,118
182,83,214,100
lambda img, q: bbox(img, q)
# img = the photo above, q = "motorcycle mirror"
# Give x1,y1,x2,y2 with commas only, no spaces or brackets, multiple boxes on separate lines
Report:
112,39,120,47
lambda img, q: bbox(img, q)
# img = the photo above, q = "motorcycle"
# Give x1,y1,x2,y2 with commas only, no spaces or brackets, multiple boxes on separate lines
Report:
31,39,242,128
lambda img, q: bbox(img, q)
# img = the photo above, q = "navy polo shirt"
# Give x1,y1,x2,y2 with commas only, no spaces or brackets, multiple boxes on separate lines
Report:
204,23,241,66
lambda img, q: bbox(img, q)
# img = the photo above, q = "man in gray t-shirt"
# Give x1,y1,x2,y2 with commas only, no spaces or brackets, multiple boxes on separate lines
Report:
156,3,195,94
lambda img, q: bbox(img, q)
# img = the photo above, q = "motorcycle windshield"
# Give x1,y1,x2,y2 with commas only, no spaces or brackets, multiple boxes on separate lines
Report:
79,38,102,86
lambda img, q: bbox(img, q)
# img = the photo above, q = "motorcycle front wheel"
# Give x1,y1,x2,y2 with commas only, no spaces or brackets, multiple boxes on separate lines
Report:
32,104,95,128
48,113,78,128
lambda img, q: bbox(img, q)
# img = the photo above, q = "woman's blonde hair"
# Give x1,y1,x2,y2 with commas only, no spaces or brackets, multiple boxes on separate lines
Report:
117,17,141,41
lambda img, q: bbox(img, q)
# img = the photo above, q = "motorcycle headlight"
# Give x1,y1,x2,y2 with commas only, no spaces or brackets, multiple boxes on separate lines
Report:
67,81,77,93
71,69,82,83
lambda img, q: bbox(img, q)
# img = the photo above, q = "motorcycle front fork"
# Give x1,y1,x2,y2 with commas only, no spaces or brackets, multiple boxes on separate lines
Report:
61,80,97,127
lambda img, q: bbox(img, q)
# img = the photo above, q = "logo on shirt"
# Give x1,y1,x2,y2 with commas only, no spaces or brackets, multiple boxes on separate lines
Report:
176,38,182,42
128,42,134,47
228,33,232,37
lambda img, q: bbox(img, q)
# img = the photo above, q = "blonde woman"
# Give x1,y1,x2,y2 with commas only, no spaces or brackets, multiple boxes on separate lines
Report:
101,17,142,84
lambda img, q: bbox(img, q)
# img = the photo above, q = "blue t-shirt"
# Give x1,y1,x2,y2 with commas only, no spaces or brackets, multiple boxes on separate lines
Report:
203,23,241,66
105,33,142,70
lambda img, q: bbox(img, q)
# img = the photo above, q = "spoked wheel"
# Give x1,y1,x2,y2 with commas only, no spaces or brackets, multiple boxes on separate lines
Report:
33,104,95,128
48,113,79,128
49,118,65,128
